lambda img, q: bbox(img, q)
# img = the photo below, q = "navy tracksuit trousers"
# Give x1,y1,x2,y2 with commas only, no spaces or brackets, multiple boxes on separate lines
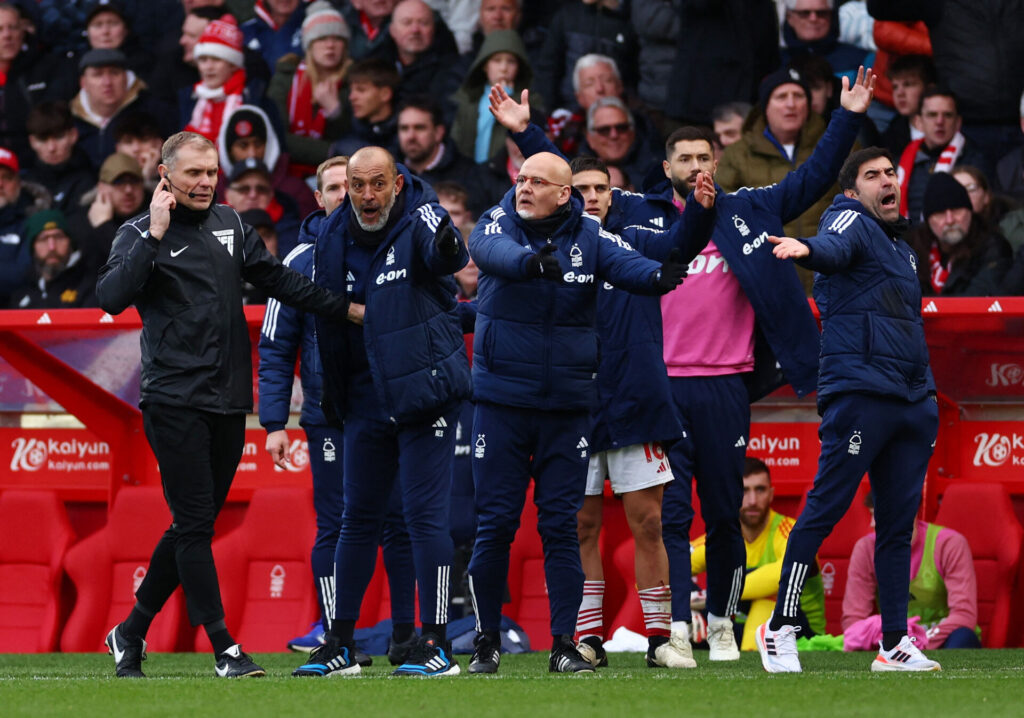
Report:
773,393,938,635
662,375,750,621
333,408,458,627
305,424,415,628
468,403,591,637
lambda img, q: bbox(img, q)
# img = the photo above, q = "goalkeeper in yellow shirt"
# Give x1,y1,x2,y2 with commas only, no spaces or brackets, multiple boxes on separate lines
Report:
690,458,826,651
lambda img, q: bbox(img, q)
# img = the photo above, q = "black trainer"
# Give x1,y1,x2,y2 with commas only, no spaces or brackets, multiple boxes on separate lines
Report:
578,635,609,668
392,633,460,677
354,649,373,667
549,636,596,674
292,636,361,677
106,624,147,678
468,632,501,674
215,644,265,678
387,632,419,666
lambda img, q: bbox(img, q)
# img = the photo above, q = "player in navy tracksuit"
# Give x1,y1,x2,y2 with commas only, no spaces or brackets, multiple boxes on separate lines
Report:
758,148,942,673
464,151,687,675
292,148,471,678
258,202,416,663
489,73,871,658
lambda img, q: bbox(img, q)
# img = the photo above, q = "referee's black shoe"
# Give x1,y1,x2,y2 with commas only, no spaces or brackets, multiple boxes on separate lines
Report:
215,644,266,678
106,624,146,678
387,632,418,665
549,635,596,674
467,632,501,674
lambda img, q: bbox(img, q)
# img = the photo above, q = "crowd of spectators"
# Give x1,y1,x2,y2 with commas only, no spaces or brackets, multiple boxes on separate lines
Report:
1,0,1024,310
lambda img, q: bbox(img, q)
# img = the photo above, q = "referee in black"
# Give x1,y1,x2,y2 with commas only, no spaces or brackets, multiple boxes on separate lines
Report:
97,131,349,678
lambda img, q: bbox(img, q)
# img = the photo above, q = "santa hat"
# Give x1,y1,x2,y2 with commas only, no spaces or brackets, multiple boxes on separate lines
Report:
302,1,350,52
194,15,244,68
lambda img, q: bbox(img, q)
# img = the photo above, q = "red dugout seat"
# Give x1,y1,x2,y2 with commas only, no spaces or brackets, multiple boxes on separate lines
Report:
934,482,1023,647
61,487,186,652
798,480,873,636
0,490,75,652
195,487,318,652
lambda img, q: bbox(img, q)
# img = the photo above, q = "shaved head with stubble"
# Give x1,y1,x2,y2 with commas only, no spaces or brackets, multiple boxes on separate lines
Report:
515,152,572,220
348,146,404,231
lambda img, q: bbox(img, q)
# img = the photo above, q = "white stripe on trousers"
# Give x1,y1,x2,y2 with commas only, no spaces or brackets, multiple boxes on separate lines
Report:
783,562,808,618
319,575,336,628
726,566,744,617
435,565,450,624
468,575,481,633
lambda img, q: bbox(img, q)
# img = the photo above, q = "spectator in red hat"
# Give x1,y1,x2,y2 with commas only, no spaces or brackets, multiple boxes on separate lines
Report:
0,146,53,306
268,1,354,175
182,15,266,145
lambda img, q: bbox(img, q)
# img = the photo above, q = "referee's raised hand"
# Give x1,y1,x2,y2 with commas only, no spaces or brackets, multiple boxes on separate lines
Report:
150,176,176,241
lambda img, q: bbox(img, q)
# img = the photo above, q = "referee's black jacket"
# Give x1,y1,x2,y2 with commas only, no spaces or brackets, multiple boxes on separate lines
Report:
97,203,347,414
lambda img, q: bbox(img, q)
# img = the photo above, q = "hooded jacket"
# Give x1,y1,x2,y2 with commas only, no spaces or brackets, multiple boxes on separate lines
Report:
217,104,318,220
71,73,154,169
797,195,935,409
469,189,667,412
451,30,542,163
258,211,327,431
314,167,471,424
97,202,347,413
20,148,96,217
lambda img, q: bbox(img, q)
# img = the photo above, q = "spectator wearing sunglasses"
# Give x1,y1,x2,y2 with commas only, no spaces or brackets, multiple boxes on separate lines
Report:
780,0,872,85
224,157,301,255
581,97,657,190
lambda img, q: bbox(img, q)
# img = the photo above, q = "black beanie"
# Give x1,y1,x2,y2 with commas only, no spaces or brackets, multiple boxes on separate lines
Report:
758,67,812,112
923,172,971,218
225,109,268,150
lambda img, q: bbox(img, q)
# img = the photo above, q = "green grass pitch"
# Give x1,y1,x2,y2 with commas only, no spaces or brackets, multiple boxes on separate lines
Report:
2,650,1023,717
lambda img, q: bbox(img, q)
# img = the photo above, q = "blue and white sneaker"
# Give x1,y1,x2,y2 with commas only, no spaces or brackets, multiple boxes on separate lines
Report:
287,620,326,653
392,634,460,677
292,637,361,677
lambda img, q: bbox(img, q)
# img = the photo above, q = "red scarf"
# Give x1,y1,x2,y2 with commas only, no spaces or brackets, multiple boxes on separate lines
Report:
896,132,965,216
928,242,949,294
288,63,327,139
360,11,380,41
186,69,247,144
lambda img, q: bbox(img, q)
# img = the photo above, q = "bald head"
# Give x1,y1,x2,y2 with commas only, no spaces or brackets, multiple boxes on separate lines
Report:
348,146,404,231
516,152,572,220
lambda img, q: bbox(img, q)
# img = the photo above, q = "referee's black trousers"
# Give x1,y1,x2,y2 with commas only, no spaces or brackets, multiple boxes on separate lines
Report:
135,404,245,627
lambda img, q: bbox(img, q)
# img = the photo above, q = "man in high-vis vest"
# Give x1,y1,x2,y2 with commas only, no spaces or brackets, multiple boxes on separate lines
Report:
842,496,981,650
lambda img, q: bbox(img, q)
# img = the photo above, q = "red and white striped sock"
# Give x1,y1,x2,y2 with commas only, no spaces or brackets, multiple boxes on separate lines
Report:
575,580,605,640
638,585,672,638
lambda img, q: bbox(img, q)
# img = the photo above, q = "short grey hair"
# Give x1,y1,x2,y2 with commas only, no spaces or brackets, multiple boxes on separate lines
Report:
161,131,216,171
784,0,834,10
586,96,634,133
572,54,621,95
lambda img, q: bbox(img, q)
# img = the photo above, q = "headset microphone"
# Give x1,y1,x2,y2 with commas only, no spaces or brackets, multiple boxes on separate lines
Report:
162,174,197,199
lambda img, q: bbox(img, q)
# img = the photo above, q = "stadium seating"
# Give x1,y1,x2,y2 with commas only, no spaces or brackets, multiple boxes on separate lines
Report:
934,482,1023,648
798,480,873,636
0,490,75,652
61,487,187,652
195,487,319,652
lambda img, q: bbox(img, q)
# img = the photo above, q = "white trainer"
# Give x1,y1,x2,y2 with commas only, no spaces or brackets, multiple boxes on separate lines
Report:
871,635,941,672
707,617,740,661
755,621,802,673
647,624,697,668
